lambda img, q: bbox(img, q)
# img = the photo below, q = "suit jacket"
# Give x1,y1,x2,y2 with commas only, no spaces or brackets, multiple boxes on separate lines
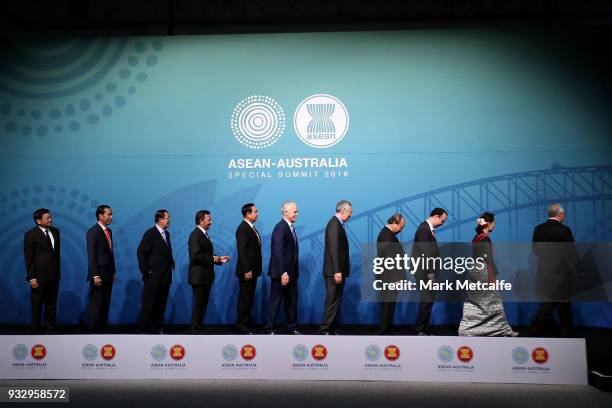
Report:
376,226,405,283
86,223,115,281
235,220,262,278
323,216,350,277
188,227,217,285
411,221,440,278
532,219,578,299
137,226,175,284
268,219,299,279
23,226,61,283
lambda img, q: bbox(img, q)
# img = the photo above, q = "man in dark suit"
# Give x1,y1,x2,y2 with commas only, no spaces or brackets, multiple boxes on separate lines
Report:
235,203,262,334
531,203,578,337
319,200,352,335
412,207,447,335
23,208,61,334
86,204,115,333
188,210,230,334
377,213,406,335
137,209,175,334
266,201,300,334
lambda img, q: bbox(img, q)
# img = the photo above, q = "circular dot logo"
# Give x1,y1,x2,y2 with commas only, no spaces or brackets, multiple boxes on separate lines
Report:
222,344,239,362
82,344,98,362
364,345,382,362
292,344,309,362
294,94,349,149
151,344,167,362
12,344,28,361
437,345,454,363
230,95,285,149
512,347,530,365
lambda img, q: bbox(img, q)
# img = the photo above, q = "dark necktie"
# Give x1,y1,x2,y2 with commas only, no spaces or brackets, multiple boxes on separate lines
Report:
252,225,261,245
44,229,53,250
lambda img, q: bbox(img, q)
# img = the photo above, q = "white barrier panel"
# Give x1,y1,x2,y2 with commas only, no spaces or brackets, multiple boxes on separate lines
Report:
1,335,587,385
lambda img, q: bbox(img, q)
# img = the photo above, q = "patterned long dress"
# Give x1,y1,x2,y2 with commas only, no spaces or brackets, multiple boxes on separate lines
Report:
458,233,514,336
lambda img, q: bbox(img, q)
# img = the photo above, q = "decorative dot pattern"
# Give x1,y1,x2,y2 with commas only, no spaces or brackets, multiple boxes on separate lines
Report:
0,38,164,137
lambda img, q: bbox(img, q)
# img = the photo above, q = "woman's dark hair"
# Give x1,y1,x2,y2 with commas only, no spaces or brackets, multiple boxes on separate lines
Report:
475,212,495,233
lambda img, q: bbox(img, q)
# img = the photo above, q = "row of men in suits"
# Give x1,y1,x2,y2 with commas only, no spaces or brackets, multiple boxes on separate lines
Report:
23,202,577,336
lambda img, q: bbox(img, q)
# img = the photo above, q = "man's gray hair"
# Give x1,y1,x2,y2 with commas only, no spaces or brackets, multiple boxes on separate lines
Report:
336,200,352,213
281,201,296,214
547,203,564,218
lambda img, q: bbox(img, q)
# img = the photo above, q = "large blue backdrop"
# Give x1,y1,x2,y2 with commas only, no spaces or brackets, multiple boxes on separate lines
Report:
1,30,611,327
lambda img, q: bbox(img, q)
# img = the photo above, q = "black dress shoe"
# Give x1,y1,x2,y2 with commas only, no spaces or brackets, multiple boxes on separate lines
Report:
266,329,276,335
290,330,302,335
319,330,331,335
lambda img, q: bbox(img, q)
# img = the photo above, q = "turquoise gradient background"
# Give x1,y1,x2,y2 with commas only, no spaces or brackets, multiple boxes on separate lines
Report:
1,30,610,327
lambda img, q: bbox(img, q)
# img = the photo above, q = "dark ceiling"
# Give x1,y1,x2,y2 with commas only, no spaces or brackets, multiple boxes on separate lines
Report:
2,0,612,38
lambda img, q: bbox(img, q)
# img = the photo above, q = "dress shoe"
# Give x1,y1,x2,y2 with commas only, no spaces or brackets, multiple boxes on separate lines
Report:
266,329,276,335
319,330,331,335
290,330,302,335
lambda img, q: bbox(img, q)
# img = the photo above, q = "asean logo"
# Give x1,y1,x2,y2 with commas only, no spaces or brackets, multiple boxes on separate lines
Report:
292,344,309,362
151,344,167,362
231,95,285,149
31,344,46,360
437,345,454,363
311,344,327,361
100,344,116,361
82,344,98,361
240,344,256,360
364,345,382,362
457,346,473,363
512,347,530,365
532,347,549,364
12,344,28,361
294,94,349,149
222,344,239,362
384,345,400,361
170,344,186,361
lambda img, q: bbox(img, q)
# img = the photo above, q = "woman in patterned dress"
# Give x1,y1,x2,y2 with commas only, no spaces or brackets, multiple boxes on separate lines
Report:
458,212,518,337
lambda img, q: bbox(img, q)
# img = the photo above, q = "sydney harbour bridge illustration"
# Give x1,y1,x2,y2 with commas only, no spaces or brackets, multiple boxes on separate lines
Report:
302,164,612,251
0,165,610,324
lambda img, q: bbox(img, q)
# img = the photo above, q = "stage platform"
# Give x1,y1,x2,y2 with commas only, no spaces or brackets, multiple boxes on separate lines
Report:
1,333,587,385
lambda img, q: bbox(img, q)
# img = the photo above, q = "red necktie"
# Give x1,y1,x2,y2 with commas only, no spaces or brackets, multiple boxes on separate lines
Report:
104,228,112,250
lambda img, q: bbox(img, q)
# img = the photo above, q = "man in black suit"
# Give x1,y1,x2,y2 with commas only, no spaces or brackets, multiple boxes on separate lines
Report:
412,207,447,335
86,204,115,333
377,213,406,335
319,200,352,335
188,210,230,334
235,203,262,334
137,209,175,334
531,203,578,337
266,201,300,334
23,208,61,334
